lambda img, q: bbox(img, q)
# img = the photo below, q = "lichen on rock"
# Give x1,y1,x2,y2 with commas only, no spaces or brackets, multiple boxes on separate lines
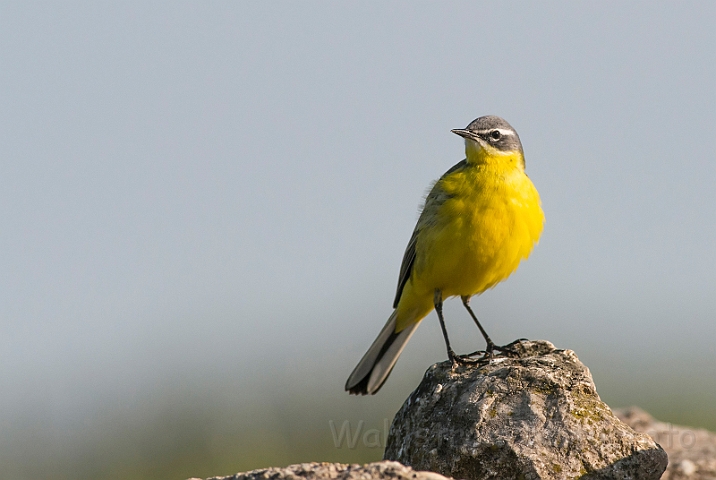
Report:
383,340,668,479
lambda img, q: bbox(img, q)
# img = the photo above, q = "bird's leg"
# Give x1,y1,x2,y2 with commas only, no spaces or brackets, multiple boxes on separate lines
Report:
435,290,478,366
461,296,525,359
434,289,457,364
461,296,497,356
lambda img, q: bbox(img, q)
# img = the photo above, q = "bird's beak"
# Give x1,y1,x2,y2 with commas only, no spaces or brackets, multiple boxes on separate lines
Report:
451,128,480,142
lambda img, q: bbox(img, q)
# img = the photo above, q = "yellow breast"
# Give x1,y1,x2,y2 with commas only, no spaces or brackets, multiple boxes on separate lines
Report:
412,161,544,299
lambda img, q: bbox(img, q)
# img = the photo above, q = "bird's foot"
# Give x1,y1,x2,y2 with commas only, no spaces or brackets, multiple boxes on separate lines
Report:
496,338,528,357
465,338,529,360
447,349,481,368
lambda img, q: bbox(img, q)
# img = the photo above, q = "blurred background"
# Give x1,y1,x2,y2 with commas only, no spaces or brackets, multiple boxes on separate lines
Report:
1,2,715,479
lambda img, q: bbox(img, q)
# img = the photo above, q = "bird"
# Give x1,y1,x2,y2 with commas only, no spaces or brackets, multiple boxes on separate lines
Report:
345,115,544,395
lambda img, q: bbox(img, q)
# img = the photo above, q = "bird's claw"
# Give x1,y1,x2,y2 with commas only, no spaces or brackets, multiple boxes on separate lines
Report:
465,339,528,360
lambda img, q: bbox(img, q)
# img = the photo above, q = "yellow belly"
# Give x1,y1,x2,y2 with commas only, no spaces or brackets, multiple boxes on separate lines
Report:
395,165,543,332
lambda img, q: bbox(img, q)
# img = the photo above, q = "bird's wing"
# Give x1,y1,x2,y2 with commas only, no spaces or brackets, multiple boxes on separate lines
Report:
392,159,468,308
393,227,418,308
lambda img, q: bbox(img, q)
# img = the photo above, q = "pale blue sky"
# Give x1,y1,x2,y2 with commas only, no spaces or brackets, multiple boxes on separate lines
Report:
1,1,715,447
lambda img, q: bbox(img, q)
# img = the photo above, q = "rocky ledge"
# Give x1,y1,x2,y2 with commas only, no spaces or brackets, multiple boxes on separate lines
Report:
192,461,450,480
384,340,666,479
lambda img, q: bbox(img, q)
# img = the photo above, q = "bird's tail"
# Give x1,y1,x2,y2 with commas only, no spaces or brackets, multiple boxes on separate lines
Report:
345,311,419,395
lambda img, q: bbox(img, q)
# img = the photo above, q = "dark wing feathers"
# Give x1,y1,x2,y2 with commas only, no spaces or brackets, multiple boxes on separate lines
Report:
391,159,468,309
393,228,418,308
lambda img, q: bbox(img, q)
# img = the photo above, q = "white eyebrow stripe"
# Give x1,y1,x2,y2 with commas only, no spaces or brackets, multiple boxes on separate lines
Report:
473,128,515,136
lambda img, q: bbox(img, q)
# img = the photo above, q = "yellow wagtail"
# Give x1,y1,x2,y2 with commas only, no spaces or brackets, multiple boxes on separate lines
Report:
346,115,544,395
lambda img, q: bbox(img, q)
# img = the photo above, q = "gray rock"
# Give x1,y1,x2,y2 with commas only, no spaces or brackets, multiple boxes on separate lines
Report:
616,406,716,480
383,340,668,479
191,461,453,480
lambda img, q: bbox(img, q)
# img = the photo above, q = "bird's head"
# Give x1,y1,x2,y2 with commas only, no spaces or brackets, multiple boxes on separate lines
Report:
451,115,525,170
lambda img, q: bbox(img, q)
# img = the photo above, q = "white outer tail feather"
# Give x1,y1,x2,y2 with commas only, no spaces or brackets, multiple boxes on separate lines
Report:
345,311,419,394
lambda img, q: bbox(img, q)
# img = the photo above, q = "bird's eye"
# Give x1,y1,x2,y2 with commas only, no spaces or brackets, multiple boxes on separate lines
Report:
490,130,501,140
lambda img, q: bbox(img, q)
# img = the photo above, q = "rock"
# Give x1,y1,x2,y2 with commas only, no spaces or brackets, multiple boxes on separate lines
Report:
383,340,668,479
616,406,716,479
193,460,453,480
